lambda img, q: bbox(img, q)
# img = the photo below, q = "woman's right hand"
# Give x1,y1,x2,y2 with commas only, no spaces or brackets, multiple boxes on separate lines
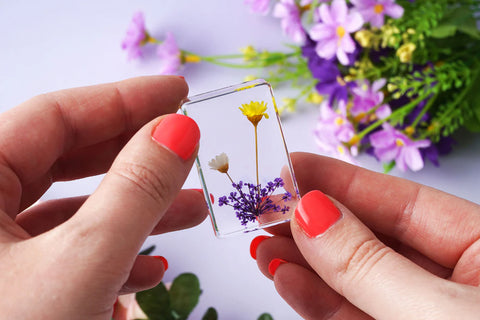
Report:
252,152,480,319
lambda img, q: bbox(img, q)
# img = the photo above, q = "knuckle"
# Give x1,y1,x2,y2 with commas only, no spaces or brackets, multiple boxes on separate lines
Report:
337,238,393,293
111,161,172,207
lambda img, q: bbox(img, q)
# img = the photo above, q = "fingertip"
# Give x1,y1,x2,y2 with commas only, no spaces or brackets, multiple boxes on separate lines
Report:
154,256,169,271
151,114,200,160
250,235,271,260
294,190,343,238
268,258,288,276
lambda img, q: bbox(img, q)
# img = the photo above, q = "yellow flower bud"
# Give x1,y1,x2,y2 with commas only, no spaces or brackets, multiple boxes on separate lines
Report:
396,43,416,63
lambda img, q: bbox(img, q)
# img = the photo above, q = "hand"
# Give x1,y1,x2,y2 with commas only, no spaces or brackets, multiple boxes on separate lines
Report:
252,152,480,319
0,76,208,319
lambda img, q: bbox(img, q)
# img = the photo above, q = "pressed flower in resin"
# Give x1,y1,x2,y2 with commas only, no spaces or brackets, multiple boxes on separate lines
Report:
209,100,291,227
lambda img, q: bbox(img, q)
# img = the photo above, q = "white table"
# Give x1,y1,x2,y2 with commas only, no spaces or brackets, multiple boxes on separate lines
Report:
1,1,479,319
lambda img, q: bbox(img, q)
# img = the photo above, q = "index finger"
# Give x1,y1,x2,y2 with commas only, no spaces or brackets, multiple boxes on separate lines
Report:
291,152,480,268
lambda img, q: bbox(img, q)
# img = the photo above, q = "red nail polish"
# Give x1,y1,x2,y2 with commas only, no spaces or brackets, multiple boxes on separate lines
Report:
268,258,287,276
192,189,215,204
178,75,185,80
250,235,270,260
154,256,168,271
295,190,342,238
151,114,200,160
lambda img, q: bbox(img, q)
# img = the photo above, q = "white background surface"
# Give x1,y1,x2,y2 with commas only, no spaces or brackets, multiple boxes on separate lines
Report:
1,1,479,319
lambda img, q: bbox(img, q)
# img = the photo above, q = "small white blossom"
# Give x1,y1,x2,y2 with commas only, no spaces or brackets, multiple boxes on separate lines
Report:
208,153,229,173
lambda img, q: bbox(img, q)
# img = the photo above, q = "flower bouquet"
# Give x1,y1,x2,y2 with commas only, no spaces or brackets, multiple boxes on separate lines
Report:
122,0,480,172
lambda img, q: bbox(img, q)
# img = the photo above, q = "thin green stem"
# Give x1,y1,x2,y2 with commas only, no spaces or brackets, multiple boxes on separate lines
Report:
200,58,259,69
411,92,437,128
356,90,433,140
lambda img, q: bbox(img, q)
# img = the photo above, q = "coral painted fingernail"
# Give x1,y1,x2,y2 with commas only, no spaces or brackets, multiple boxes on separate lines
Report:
295,190,342,238
154,256,169,271
178,75,185,80
193,188,215,204
268,258,287,276
151,114,200,160
250,235,270,260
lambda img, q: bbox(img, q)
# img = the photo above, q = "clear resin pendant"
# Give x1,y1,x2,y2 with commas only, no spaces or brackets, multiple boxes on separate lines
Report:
181,79,300,237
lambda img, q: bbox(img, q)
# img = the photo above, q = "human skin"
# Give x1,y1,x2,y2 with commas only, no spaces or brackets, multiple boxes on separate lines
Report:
0,76,209,319
253,152,480,319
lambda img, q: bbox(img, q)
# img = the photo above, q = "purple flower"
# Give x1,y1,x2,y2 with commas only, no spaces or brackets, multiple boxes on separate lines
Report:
314,65,355,105
309,0,363,65
244,0,271,15
314,101,357,163
421,136,455,167
273,0,306,44
218,178,291,226
350,0,404,27
351,78,391,121
370,124,431,171
156,32,182,75
121,11,147,60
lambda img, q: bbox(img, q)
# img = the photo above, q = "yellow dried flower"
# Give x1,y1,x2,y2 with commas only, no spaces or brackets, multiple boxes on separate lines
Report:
239,101,269,126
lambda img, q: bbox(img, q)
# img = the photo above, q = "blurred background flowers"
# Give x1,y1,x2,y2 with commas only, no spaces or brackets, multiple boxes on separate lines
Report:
122,0,480,173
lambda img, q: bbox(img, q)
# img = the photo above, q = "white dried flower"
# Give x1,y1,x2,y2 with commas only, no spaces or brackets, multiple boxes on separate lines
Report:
208,152,229,173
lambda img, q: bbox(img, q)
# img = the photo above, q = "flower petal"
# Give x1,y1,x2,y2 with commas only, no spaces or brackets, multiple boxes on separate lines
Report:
385,3,404,19
370,129,394,148
372,78,387,92
309,23,336,40
336,47,350,65
344,12,364,32
316,39,338,59
341,34,356,53
376,104,392,119
318,4,334,24
404,147,425,171
331,0,348,23
370,13,385,28
375,145,399,162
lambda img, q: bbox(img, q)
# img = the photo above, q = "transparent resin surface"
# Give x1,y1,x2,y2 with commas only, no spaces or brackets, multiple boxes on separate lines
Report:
181,79,300,237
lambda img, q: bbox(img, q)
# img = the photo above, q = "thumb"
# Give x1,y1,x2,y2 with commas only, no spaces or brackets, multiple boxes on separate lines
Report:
291,190,477,319
59,113,200,260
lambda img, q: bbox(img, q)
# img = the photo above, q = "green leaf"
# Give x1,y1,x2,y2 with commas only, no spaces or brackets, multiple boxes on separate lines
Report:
431,25,457,39
383,161,396,174
201,307,218,320
431,7,480,40
169,273,202,320
257,313,274,320
139,245,156,256
136,282,173,320
464,68,480,132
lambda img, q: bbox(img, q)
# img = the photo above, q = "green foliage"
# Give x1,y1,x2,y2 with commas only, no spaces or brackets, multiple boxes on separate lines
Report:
257,313,274,320
431,6,480,40
135,273,202,320
134,273,273,320
169,273,202,319
201,307,218,320
136,282,172,320
139,245,156,256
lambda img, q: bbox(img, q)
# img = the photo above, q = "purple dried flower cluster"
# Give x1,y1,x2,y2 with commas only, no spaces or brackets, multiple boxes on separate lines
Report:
218,178,292,226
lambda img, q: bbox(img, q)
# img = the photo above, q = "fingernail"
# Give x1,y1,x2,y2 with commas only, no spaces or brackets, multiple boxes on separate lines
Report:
295,190,342,238
152,114,200,160
178,75,185,80
154,256,169,271
268,258,287,276
250,235,270,260
193,188,215,204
